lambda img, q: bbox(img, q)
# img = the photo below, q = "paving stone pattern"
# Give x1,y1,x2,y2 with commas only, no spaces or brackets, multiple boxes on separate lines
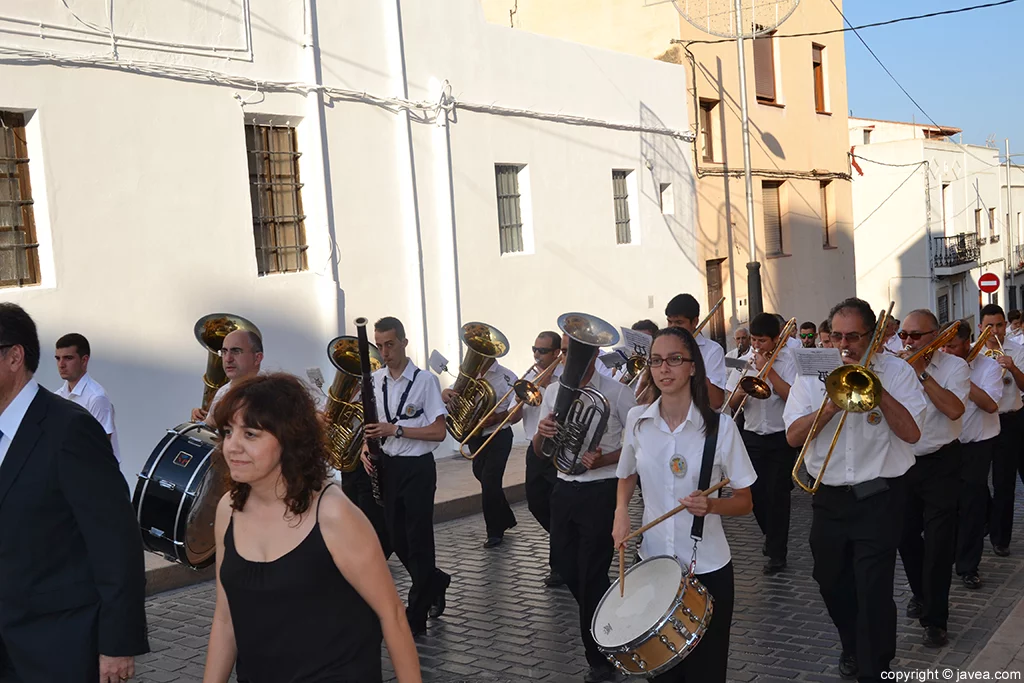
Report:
137,479,1024,682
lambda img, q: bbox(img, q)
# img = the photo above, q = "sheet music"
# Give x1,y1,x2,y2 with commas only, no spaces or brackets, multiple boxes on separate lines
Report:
619,327,653,357
795,348,842,376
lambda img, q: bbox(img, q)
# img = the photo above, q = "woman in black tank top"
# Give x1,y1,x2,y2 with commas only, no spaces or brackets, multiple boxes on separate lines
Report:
202,374,422,683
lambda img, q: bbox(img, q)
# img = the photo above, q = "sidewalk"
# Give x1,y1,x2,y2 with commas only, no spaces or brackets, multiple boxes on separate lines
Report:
143,446,529,596
967,583,1024,673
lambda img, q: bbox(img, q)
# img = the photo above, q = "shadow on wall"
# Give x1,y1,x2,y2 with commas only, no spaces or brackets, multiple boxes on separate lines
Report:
639,102,697,271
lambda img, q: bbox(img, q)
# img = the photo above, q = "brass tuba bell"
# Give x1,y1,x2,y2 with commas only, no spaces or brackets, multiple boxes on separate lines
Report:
194,313,262,411
324,335,383,472
445,322,510,442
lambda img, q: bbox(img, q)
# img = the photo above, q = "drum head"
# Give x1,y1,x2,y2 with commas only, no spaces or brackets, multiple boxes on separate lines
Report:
593,556,682,648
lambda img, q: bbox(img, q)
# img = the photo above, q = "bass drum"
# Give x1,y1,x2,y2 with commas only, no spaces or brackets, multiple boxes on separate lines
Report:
132,423,226,569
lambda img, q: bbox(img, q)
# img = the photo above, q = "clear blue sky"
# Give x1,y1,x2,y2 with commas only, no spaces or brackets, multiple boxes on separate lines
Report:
840,0,1023,150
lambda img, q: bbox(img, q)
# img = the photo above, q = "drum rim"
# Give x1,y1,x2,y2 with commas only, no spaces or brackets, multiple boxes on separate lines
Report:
591,554,684,649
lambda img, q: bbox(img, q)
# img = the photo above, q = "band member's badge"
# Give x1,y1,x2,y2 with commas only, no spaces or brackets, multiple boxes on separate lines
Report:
669,455,688,478
405,403,419,417
866,410,882,426
1004,376,1012,386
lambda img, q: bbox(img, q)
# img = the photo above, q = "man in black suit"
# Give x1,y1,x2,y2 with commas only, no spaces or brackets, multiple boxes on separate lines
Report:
0,304,148,682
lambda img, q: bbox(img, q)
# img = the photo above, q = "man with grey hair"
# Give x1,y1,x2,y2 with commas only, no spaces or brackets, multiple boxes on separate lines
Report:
190,329,264,428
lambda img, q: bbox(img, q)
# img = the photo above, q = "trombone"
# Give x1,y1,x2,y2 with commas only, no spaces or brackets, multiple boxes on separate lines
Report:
792,303,893,494
899,320,962,367
458,355,562,460
694,297,725,336
724,317,797,415
966,325,995,363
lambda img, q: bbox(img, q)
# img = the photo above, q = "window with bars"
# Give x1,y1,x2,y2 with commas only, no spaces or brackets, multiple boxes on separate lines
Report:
0,112,40,287
937,294,949,324
812,44,826,113
494,164,524,254
612,170,632,245
762,181,784,256
753,31,777,103
245,123,308,276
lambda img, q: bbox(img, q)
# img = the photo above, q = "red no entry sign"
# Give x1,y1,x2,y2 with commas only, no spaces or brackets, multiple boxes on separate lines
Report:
979,272,1000,294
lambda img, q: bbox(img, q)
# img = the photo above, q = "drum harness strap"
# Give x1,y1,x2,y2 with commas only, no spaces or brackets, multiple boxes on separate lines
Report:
687,426,719,576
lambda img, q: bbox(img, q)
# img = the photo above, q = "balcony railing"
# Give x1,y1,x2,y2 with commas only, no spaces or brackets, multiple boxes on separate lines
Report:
933,233,980,269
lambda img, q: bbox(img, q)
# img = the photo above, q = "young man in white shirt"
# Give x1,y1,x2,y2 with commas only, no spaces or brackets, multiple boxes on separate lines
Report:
362,316,450,637
521,330,564,586
895,310,970,648
190,329,263,429
534,335,637,683
784,297,926,681
54,333,120,462
665,294,726,410
883,317,903,355
798,321,818,349
728,313,796,575
979,304,1024,557
943,322,1002,590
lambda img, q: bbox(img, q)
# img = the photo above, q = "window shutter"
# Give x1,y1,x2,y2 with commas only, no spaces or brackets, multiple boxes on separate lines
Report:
763,182,783,255
753,35,776,101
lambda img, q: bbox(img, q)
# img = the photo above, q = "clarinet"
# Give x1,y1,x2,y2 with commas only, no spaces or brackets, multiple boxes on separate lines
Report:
356,318,385,506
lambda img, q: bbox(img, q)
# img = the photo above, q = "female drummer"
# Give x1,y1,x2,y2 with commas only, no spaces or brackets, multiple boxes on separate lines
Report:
612,327,756,683
202,373,422,683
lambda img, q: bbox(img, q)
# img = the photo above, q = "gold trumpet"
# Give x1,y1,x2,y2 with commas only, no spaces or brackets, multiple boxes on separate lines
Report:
618,350,648,387
458,357,562,459
966,325,995,363
726,317,797,415
792,302,893,494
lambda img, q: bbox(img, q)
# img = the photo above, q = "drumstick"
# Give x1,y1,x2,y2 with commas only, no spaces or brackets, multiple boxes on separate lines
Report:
618,478,731,597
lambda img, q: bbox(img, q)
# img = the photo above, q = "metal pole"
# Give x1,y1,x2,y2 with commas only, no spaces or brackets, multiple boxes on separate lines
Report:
1007,139,1014,298
735,0,763,319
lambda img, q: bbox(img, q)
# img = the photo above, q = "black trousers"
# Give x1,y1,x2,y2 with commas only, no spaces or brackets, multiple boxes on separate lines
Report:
550,478,617,670
469,427,516,538
378,453,446,627
743,429,796,563
990,410,1024,548
898,441,960,630
341,465,392,559
650,562,735,683
525,442,558,570
956,437,996,575
810,476,906,682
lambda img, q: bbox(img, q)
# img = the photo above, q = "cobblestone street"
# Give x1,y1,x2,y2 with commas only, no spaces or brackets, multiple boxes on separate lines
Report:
138,478,1024,682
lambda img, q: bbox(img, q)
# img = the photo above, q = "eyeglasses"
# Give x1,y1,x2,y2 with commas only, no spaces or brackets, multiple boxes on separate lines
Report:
799,333,816,339
649,355,693,367
532,347,557,355
829,331,869,344
897,330,936,341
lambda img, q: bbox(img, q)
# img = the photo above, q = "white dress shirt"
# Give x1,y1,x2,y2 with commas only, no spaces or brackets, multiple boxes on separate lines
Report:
373,360,447,457
724,347,750,394
912,350,970,456
539,371,637,483
884,335,905,355
742,346,798,436
55,373,120,462
0,379,39,468
783,354,927,486
785,337,801,351
996,338,1024,414
962,354,1003,443
480,362,517,437
697,335,728,391
617,400,757,575
521,363,563,441
595,357,617,379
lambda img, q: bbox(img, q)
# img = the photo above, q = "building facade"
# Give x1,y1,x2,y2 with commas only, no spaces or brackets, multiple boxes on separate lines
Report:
0,0,698,478
480,0,858,342
850,117,1012,328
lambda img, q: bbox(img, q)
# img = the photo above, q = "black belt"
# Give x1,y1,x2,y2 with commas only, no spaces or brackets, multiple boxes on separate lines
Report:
557,478,617,489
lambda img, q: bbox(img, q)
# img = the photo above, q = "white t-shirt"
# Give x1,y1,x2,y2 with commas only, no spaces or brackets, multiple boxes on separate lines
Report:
884,336,904,355
480,362,518,437
962,354,1003,443
56,373,120,462
373,360,447,457
783,354,927,486
912,350,970,456
697,335,728,391
741,346,798,436
995,338,1024,414
521,363,563,441
539,371,637,482
617,400,757,575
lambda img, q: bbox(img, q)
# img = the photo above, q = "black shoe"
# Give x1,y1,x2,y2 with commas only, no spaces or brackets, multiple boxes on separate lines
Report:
961,572,982,590
583,665,621,683
762,559,787,575
906,596,924,619
838,651,858,680
543,571,565,588
428,572,451,619
483,535,503,548
923,626,948,648
993,544,1011,557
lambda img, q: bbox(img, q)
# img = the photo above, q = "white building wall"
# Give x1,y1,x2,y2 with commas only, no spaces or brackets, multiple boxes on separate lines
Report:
0,0,696,480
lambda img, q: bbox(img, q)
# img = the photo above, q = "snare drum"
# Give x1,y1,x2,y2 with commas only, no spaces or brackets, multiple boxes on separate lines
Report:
591,555,713,677
132,423,226,569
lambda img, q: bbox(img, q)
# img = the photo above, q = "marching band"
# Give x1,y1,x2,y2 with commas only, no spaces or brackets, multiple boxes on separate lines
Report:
101,293,1024,683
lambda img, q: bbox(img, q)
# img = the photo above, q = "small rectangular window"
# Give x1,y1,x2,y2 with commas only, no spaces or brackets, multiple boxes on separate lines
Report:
0,111,41,287
753,31,777,103
812,44,826,113
863,129,872,144
659,183,674,215
612,170,632,245
699,100,717,162
990,208,998,240
495,164,524,254
975,208,983,238
245,123,308,276
820,180,833,247
762,181,783,256
937,294,949,324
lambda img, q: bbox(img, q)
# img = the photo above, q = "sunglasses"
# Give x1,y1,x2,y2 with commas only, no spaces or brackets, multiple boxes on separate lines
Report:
897,330,936,341
532,347,557,354
799,333,816,339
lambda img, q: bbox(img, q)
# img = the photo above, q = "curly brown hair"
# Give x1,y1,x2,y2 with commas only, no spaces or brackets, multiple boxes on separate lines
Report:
212,372,328,516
